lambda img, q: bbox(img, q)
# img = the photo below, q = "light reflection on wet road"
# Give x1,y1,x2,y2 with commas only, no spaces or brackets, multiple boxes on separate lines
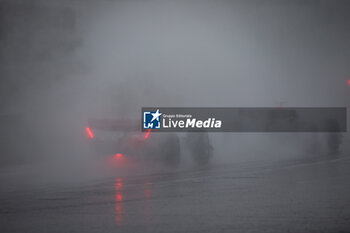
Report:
1,157,350,233
115,178,123,226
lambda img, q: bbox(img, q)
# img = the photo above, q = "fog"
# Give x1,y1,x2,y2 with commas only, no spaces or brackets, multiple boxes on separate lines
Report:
0,0,349,185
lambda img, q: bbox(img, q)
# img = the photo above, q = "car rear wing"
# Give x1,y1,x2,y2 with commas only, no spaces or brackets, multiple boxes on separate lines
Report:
87,118,140,131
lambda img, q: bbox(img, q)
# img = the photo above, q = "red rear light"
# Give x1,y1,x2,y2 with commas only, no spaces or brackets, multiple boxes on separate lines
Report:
86,127,94,139
112,153,124,161
144,129,151,139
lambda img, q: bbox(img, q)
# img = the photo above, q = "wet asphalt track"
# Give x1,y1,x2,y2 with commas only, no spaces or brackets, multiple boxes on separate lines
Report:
1,156,350,233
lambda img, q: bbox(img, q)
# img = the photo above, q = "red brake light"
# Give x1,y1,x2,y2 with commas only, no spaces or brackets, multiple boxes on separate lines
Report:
86,127,94,139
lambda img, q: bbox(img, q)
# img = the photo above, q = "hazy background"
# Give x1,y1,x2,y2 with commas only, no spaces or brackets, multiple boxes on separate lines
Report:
0,0,349,179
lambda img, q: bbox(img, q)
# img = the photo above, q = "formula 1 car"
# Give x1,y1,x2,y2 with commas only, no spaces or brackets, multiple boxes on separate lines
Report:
85,118,214,166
